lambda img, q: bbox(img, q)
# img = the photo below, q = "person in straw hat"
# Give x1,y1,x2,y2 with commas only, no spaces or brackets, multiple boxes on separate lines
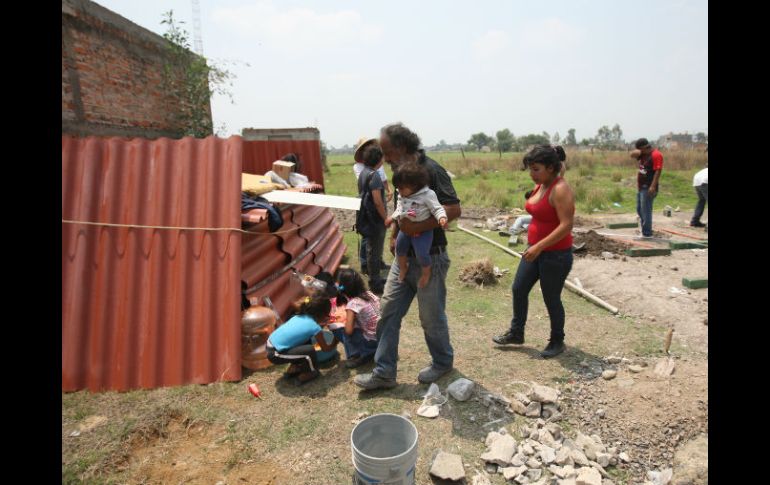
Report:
353,137,392,273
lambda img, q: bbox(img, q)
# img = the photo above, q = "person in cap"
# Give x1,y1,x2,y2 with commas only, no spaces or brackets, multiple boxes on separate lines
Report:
630,138,663,238
353,138,392,273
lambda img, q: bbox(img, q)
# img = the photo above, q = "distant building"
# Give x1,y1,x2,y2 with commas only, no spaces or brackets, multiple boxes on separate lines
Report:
657,132,696,150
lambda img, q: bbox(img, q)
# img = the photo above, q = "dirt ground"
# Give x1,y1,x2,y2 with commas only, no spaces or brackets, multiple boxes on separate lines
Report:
63,207,708,485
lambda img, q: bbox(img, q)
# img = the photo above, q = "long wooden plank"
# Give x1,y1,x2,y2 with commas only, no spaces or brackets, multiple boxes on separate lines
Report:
261,190,361,210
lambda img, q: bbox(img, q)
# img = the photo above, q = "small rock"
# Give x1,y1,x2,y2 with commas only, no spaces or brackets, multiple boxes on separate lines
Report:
471,471,493,485
529,383,560,404
69,430,81,437
526,457,542,468
515,473,531,484
571,449,590,466
555,447,573,465
512,453,527,467
618,452,630,463
589,461,609,478
654,357,676,377
215,481,225,485
481,434,518,466
356,412,369,420
429,451,466,481
447,378,475,401
528,468,543,481
511,399,529,415
485,431,503,447
304,452,312,459
485,463,499,474
595,409,605,418
606,356,622,364
601,370,617,380
647,468,673,485
538,429,558,448
576,466,602,485
595,453,611,468
629,365,643,373
540,446,556,464
550,465,567,478
601,251,615,260
514,392,532,405
542,403,562,421
502,465,528,480
545,423,562,439
523,442,535,455
561,438,577,451
526,401,542,417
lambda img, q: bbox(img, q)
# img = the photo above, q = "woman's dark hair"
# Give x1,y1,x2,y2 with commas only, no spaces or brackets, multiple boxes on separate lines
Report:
392,161,430,191
381,123,421,154
336,268,371,302
362,145,383,168
293,294,332,323
522,144,566,173
314,271,338,299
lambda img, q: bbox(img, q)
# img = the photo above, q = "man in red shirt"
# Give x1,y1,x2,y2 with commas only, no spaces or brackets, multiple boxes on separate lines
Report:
630,138,663,238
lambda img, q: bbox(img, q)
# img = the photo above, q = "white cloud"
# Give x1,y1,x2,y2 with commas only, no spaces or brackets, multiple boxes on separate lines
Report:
472,30,511,58
212,1,382,53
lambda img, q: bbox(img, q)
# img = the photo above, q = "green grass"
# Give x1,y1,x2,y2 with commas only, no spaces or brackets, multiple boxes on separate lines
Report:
324,151,702,215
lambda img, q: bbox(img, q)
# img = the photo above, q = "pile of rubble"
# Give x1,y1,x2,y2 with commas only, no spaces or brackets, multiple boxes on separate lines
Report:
428,379,676,485
459,258,499,286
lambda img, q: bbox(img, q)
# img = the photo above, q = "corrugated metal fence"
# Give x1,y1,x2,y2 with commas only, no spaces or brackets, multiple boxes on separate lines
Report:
62,135,345,392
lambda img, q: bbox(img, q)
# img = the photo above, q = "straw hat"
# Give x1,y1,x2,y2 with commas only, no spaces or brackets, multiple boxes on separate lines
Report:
354,137,378,163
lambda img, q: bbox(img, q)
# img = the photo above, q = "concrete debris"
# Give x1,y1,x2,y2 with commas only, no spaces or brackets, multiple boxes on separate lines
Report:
526,401,542,417
514,392,531,405
529,383,561,404
647,468,673,485
481,434,518,466
502,465,528,480
576,466,602,485
429,451,466,482
654,357,676,377
471,471,493,485
601,370,617,380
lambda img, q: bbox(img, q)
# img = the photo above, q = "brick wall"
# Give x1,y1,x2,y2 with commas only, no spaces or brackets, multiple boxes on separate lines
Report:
62,0,212,139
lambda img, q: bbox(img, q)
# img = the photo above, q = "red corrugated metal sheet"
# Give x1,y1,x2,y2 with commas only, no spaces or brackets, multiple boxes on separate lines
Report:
62,135,243,392
63,134,345,392
242,204,345,318
242,140,324,187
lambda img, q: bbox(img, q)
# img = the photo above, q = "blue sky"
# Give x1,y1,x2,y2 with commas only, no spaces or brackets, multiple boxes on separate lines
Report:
95,0,708,147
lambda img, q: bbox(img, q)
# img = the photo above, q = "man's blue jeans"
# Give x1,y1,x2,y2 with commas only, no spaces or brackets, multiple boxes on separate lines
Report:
637,186,657,237
371,252,453,379
509,248,573,342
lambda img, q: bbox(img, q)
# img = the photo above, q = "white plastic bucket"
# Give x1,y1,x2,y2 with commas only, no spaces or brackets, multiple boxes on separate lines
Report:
351,413,418,485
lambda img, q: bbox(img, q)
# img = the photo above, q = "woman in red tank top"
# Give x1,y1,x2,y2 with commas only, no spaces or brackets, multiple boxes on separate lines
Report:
493,145,576,358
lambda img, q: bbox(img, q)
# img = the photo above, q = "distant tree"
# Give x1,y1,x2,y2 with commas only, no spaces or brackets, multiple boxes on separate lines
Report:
496,129,515,152
694,132,708,143
611,124,624,146
542,131,550,142
437,139,448,150
595,125,612,148
517,133,551,148
468,132,495,151
552,132,561,145
579,138,593,146
565,128,577,145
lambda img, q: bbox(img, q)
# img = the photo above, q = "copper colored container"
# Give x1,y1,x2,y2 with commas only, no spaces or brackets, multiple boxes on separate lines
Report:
241,306,277,370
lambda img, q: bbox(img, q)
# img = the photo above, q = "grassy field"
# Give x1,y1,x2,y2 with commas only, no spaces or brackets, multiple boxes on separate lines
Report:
62,150,704,484
62,226,682,485
325,150,705,214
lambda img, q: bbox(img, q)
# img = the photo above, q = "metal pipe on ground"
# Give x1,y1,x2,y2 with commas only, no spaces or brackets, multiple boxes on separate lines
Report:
457,225,620,315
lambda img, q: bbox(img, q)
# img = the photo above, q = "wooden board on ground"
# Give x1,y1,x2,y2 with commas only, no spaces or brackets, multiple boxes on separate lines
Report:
682,278,708,289
670,240,708,250
261,190,361,210
624,248,672,257
607,222,639,229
